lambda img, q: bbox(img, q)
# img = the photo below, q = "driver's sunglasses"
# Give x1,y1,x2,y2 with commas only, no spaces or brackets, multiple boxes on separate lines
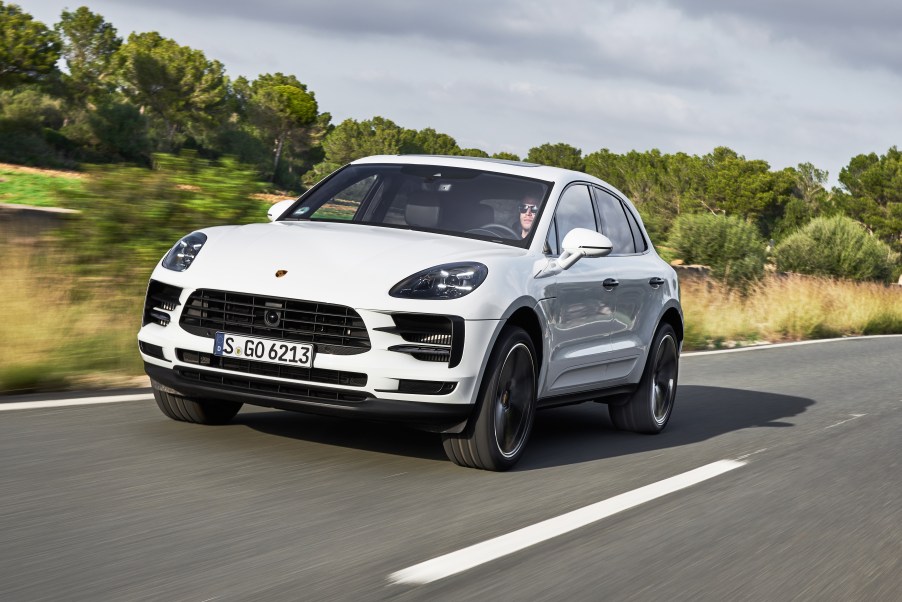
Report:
519,204,538,215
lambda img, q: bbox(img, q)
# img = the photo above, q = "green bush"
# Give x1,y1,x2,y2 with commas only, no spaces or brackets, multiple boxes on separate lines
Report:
774,216,898,282
61,102,152,164
61,151,265,283
0,88,73,167
0,363,69,394
667,213,767,289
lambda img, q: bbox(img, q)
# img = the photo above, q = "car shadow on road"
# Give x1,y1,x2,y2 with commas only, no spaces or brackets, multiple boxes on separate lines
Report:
521,385,814,470
234,410,448,461
233,385,813,468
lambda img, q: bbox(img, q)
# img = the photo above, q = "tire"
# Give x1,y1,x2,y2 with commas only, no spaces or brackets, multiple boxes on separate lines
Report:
609,323,679,434
442,326,537,471
151,381,242,425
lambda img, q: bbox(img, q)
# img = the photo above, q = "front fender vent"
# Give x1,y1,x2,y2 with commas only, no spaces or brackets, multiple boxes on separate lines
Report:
143,281,183,327
381,314,464,367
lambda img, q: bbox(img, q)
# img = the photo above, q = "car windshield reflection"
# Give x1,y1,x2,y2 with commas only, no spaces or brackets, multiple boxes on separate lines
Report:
285,163,552,246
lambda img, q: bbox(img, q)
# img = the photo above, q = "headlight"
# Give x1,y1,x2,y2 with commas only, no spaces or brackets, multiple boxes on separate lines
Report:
390,262,488,299
161,232,207,272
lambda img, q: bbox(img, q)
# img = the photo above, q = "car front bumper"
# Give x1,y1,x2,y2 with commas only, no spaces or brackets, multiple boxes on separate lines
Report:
138,285,502,433
144,362,474,432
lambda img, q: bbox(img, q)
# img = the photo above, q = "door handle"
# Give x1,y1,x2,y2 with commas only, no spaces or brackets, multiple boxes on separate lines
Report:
603,278,620,288
648,277,665,287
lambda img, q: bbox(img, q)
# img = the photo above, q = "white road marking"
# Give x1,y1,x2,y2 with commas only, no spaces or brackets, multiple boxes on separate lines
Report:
388,459,746,586
735,448,769,461
682,334,902,357
0,393,153,411
825,413,868,429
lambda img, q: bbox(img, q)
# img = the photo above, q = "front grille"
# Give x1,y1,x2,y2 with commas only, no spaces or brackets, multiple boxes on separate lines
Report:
383,314,464,367
179,289,370,355
143,280,182,327
176,367,369,403
176,349,367,387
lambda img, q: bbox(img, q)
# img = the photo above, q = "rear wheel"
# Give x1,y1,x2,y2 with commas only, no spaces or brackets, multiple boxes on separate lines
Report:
151,380,242,425
442,326,537,471
609,323,678,433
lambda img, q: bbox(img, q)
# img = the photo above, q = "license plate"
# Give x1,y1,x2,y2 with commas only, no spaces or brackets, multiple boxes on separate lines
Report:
213,332,314,368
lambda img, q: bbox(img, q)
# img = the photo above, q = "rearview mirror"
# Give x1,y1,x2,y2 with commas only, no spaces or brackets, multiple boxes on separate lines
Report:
267,199,296,221
558,228,613,269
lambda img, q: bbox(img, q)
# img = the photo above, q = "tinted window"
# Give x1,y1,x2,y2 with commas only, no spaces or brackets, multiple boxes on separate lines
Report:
545,218,559,255
554,185,597,249
622,201,648,252
316,174,379,220
285,164,551,248
595,189,636,254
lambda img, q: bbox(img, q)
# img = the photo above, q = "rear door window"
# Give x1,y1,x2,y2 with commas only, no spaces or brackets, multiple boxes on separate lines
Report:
594,188,636,255
621,201,648,252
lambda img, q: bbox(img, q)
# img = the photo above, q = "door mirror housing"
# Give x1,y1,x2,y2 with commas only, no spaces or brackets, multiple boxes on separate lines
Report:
267,199,296,221
557,228,613,269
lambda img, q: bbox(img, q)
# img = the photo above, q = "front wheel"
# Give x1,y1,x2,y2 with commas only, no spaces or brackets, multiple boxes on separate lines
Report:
609,323,679,433
442,326,537,471
152,380,242,425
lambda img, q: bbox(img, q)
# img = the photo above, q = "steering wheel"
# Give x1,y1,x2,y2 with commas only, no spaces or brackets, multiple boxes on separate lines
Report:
465,223,521,239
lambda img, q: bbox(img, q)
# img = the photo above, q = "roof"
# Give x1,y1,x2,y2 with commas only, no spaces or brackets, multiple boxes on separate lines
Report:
349,154,634,211
351,154,593,185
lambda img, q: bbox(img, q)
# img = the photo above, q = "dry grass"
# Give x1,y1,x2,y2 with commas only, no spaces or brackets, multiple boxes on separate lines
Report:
253,192,296,204
0,161,84,179
2,240,900,392
0,243,144,393
681,273,902,350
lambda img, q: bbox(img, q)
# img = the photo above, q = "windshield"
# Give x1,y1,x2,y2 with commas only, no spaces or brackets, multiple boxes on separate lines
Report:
283,163,551,246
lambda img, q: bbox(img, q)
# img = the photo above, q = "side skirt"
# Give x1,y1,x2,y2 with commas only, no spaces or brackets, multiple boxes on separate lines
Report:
537,384,638,410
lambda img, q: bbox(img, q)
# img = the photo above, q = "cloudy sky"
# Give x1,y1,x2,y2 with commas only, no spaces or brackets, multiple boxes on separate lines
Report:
23,0,902,183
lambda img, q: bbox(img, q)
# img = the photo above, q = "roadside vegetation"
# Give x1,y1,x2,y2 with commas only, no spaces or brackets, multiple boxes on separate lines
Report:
0,1,900,392
3,232,899,393
0,163,84,207
681,274,902,350
0,241,144,393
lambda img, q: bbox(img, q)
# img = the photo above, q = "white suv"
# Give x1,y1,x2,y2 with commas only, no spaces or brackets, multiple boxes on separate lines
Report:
138,155,682,470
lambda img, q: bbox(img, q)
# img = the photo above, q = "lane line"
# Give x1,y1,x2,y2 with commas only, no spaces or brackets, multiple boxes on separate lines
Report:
0,393,153,411
388,459,746,586
735,448,769,460
825,413,867,429
682,334,902,357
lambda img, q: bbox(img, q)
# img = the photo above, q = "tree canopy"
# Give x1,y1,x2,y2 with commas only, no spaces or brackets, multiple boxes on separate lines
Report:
117,31,228,150
55,6,121,104
0,2,899,277
0,2,60,88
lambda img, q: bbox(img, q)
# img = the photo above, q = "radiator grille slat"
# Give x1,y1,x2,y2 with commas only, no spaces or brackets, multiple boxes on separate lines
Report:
177,368,369,403
176,349,367,387
180,289,371,355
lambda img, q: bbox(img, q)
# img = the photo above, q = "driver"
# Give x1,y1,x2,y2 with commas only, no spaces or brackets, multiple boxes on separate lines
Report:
518,196,539,238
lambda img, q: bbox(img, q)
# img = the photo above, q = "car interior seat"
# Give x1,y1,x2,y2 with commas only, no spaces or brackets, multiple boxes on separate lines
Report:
404,190,441,229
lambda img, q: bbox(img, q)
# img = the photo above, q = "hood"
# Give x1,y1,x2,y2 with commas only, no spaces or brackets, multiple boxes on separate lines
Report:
167,220,527,309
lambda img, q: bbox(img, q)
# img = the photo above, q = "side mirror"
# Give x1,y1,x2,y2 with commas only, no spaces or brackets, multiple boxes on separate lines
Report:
267,199,296,221
558,228,613,269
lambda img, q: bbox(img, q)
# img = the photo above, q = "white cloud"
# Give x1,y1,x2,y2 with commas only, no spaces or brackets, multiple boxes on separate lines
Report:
21,0,902,184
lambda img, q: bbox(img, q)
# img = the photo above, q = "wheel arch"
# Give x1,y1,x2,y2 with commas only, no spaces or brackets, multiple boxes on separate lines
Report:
660,305,684,344
504,305,544,368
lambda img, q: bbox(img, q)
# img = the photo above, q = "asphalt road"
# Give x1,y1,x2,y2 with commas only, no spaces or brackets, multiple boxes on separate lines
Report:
1,337,900,601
